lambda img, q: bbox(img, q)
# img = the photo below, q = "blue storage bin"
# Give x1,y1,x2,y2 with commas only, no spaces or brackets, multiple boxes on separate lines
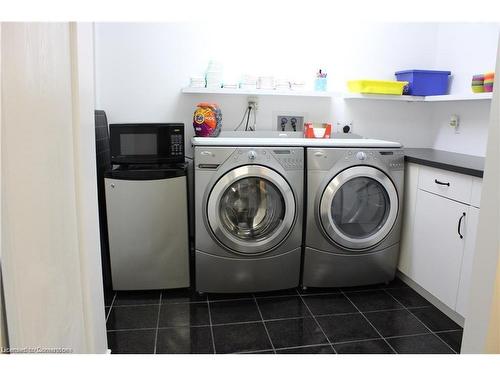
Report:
395,70,451,96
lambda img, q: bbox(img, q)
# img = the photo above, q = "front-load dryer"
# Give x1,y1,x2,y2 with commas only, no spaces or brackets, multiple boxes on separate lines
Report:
303,147,404,288
194,146,303,293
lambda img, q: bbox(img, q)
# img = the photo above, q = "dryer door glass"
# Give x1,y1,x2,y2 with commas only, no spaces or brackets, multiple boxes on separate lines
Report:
330,177,389,239
207,165,296,255
320,166,398,250
219,177,285,240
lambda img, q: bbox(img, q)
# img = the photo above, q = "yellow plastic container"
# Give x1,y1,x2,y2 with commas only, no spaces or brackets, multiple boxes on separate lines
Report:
347,80,408,95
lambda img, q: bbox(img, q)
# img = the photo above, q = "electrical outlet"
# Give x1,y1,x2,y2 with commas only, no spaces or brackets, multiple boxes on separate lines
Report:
276,115,304,132
337,121,353,134
450,114,460,134
247,96,258,111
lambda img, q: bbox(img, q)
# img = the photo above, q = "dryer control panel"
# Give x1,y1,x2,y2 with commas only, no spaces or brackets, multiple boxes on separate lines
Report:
339,149,404,171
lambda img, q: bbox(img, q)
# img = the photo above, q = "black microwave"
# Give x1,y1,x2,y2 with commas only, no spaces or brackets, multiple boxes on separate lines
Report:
109,123,184,165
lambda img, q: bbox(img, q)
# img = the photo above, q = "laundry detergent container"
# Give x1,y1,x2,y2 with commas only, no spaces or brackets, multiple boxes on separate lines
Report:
395,70,451,96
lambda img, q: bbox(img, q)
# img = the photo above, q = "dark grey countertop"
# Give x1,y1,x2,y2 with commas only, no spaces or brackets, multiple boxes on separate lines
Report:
404,148,485,178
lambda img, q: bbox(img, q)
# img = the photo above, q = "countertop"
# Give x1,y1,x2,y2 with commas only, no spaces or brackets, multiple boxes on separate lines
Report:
404,148,485,178
192,136,402,148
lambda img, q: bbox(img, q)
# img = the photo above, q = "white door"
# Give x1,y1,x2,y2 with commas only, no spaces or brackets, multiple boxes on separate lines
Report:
412,189,468,309
456,206,480,316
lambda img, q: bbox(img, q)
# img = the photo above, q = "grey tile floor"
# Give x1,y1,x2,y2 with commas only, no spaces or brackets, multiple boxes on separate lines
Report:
104,278,463,354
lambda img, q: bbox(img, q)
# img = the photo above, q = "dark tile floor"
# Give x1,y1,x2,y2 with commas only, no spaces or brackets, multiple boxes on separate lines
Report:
105,278,463,354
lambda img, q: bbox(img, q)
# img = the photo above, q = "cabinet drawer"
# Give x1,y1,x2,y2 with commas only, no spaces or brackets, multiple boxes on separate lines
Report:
418,166,473,203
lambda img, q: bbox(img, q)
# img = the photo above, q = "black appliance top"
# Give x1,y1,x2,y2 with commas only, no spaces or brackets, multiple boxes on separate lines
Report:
104,163,188,181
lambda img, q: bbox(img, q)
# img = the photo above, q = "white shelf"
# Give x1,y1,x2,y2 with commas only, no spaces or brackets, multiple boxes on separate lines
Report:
181,87,340,98
343,93,425,102
423,92,493,102
182,87,493,102
343,92,493,102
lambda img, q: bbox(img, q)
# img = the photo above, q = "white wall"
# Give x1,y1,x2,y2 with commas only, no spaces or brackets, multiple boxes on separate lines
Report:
430,23,500,156
94,23,441,155
1,22,107,354
0,22,6,353
94,22,498,157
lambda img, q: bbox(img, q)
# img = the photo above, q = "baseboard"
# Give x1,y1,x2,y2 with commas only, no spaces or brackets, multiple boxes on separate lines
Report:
397,271,465,328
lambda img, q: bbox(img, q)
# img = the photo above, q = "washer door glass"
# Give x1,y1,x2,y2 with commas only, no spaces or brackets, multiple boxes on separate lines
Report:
320,166,398,250
331,177,389,239
207,165,296,255
219,177,285,240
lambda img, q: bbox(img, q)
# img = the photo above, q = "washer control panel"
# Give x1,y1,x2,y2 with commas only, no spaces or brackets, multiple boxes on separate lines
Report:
272,149,303,170
231,148,303,170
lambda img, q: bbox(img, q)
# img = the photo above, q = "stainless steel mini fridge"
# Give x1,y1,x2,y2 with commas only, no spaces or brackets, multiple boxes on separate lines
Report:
104,165,190,290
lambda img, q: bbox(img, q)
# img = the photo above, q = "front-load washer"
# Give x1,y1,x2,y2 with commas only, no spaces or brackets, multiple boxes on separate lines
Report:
303,147,404,288
194,146,303,293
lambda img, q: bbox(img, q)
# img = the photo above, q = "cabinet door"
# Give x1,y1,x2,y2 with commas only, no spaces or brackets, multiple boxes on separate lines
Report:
456,207,480,316
411,190,468,309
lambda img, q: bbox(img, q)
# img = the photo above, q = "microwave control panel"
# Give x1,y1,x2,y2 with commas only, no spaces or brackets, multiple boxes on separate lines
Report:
170,133,184,156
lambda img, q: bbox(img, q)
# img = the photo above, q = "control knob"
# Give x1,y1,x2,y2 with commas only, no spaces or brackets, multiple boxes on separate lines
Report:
356,151,367,161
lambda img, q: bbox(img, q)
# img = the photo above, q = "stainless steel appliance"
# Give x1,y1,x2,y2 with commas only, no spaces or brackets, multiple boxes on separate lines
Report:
303,147,404,287
105,164,190,290
194,146,303,293
109,123,184,165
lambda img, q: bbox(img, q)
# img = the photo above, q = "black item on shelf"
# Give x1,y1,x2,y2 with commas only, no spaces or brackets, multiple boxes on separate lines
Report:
109,123,185,165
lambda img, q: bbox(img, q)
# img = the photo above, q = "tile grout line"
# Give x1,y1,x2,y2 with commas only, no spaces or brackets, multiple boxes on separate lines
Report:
253,294,276,354
105,292,117,324
107,327,165,333
208,297,255,303
383,289,459,354
153,292,163,354
238,342,333,354
382,287,433,309
340,290,398,354
297,292,338,354
433,328,463,334
206,299,217,354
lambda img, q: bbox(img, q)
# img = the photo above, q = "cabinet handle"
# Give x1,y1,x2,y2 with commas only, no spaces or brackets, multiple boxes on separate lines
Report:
435,179,450,186
458,212,466,239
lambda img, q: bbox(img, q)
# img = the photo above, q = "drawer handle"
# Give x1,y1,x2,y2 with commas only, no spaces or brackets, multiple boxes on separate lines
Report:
458,212,466,239
435,179,450,187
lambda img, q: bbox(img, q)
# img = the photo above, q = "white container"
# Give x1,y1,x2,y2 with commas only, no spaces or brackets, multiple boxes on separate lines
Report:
275,78,291,90
240,83,258,90
291,81,306,91
258,76,275,90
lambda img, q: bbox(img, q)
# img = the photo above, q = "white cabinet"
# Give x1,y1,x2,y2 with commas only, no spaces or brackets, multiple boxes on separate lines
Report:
411,189,469,309
399,163,481,317
456,206,480,316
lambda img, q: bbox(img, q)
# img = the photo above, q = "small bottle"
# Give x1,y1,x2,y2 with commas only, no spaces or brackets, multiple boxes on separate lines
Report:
314,69,328,91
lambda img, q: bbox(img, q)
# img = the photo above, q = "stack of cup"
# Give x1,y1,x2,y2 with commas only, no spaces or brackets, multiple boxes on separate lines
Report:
471,74,484,93
257,76,275,90
484,72,495,92
205,61,223,89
